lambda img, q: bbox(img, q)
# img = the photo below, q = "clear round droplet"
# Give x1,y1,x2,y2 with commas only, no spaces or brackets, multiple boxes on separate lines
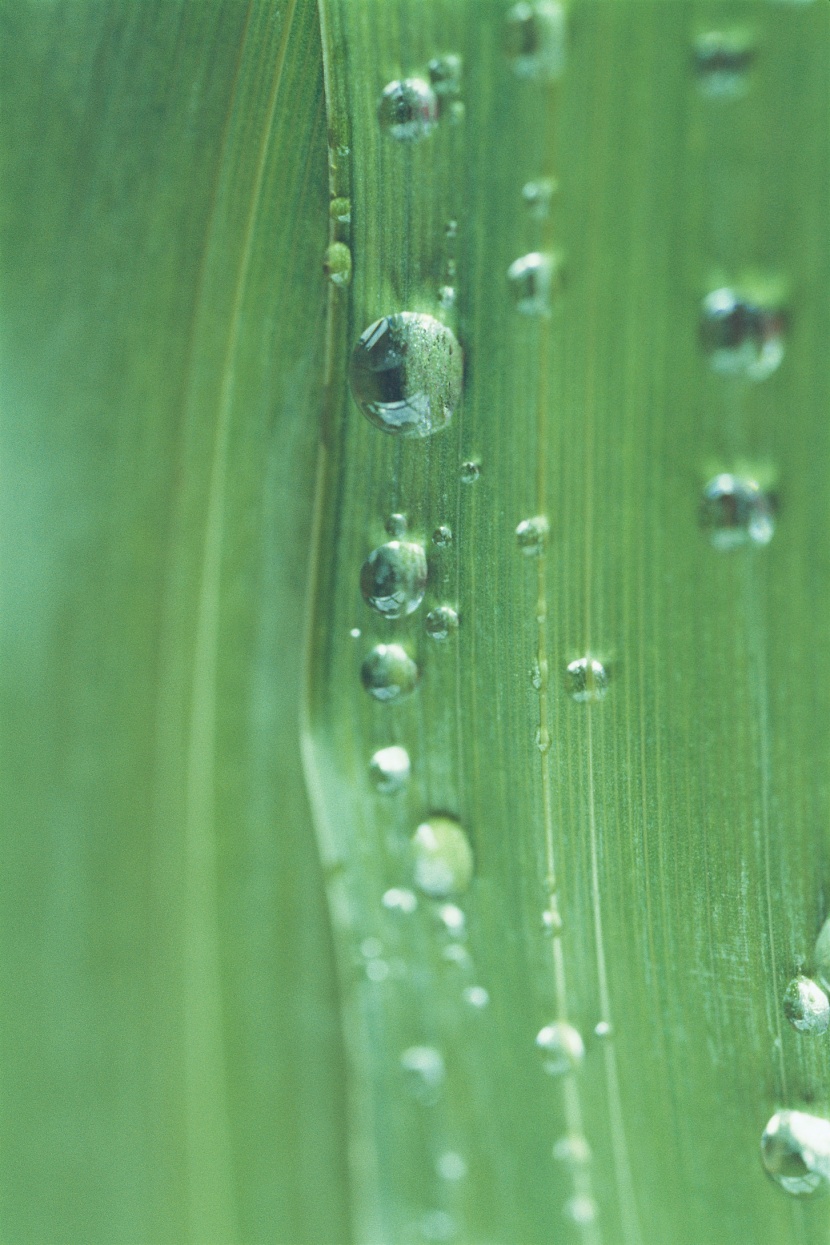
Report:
761,1110,830,1197
700,288,785,380
361,644,420,702
400,1045,445,1105
460,461,480,483
536,1021,585,1076
370,745,411,793
504,1,566,80
594,1020,613,1039
433,524,453,548
700,474,775,549
508,252,556,314
516,515,549,555
438,903,466,935
360,540,428,617
378,78,438,141
412,816,474,898
425,606,459,641
783,976,830,1034
349,313,463,436
329,196,351,224
694,31,754,98
382,887,418,914
323,241,352,286
565,657,609,703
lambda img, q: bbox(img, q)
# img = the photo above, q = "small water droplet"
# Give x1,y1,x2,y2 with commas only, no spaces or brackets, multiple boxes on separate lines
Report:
565,657,609,703
370,745,411,793
446,219,458,239
383,887,418,914
361,541,428,617
349,313,463,437
507,252,556,314
553,1134,592,1165
412,816,474,898
536,1021,585,1076
378,78,438,141
460,460,480,483
516,515,549,555
425,606,459,641
761,1110,830,1197
542,908,563,935
594,1020,613,1039
438,903,466,935
565,1196,598,1226
694,30,755,98
366,958,390,983
504,1,566,80
436,1151,467,1181
784,976,830,1034
438,284,456,310
700,474,775,549
700,288,785,380
536,726,551,754
401,1045,446,1105
329,196,351,224
419,1210,455,1242
443,942,471,967
428,54,462,104
522,177,557,219
323,241,352,286
350,627,361,638
361,644,420,702
385,512,408,538
462,985,490,1009
433,524,453,548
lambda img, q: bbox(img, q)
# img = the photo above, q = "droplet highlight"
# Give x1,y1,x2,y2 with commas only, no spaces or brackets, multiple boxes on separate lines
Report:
504,1,566,80
425,606,459,641
349,313,463,437
433,525,453,548
361,541,428,617
378,79,438,142
460,460,480,483
516,515,549,556
694,30,755,98
400,1045,446,1104
761,1110,830,1197
700,288,785,380
783,976,830,1034
383,887,418,914
370,745,412,793
522,177,556,219
361,644,420,702
565,657,609,703
536,1021,585,1076
436,1151,467,1181
700,474,775,549
412,816,474,898
508,252,556,315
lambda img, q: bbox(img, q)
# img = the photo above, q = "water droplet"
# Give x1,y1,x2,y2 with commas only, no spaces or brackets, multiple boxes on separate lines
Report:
504,1,566,80
361,644,420,702
349,313,463,437
361,540,428,617
438,903,466,935
385,512,408,538
366,958,390,983
428,54,462,107
694,30,754,98
522,177,557,219
553,1134,592,1165
412,816,474,898
462,985,490,1009
700,288,785,380
565,657,609,703
535,726,551,754
323,241,352,286
814,917,830,992
784,976,830,1034
700,474,775,549
443,942,470,967
536,1021,585,1076
446,219,458,239
329,196,351,224
378,78,438,142
401,1045,446,1104
350,627,361,638
516,515,549,555
460,460,480,483
419,1210,455,1242
761,1110,830,1197
565,1196,598,1226
507,252,557,314
436,1151,467,1181
433,524,453,548
542,908,563,935
425,606,459,641
370,745,412,793
383,887,418,914
594,1020,613,1039
438,284,456,310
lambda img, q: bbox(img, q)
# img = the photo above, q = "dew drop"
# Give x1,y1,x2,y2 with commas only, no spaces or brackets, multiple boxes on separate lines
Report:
516,515,549,556
412,816,474,898
437,1151,467,1181
382,887,418,914
694,30,754,98
504,1,566,80
438,903,466,935
699,474,775,549
350,627,361,638
401,1045,446,1104
366,959,390,983
361,644,420,702
761,1110,830,1197
378,78,438,141
700,288,785,380
594,1020,613,1039
428,54,462,103
553,1134,592,1165
460,460,480,483
385,512,408,538
565,657,609,703
535,1021,585,1076
542,908,563,936
442,943,470,968
507,252,556,315
565,1196,598,1226
349,313,463,437
814,917,830,992
536,727,551,754
323,241,352,286
370,745,411,793
438,284,456,310
425,606,459,641
361,540,428,617
522,177,557,219
784,976,830,1034
462,985,490,1009
433,524,453,548
329,196,351,224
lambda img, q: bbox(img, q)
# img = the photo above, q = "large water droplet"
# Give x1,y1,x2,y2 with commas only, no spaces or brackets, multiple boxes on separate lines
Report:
536,1021,585,1076
504,2,566,80
761,1110,830,1197
700,288,785,380
401,1045,446,1104
349,313,463,436
508,252,556,314
378,79,438,141
565,657,609,702
412,816,474,897
425,606,459,641
323,241,352,286
516,515,549,555
700,474,775,549
361,644,420,702
784,976,830,1034
361,541,428,617
693,31,754,98
370,745,411,793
